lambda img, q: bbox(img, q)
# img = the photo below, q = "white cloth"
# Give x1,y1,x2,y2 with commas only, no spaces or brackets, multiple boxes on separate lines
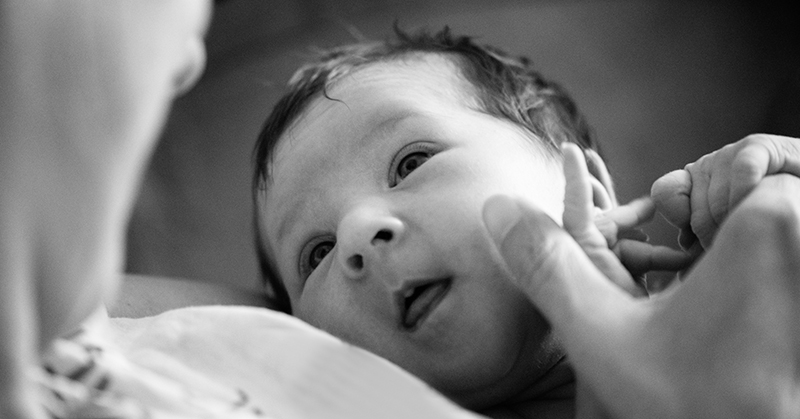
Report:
37,305,483,419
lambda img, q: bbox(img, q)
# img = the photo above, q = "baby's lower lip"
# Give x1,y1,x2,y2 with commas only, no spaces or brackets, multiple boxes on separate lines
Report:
400,278,451,331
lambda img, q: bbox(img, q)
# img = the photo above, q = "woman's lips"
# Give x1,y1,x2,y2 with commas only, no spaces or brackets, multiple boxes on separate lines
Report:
398,278,451,330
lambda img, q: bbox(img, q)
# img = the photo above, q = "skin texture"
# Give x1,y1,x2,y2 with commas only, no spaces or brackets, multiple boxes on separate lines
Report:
485,134,800,418
0,1,211,417
258,53,688,415
259,55,579,410
652,134,800,252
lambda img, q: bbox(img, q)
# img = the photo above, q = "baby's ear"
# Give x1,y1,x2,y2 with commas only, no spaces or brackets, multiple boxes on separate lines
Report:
583,148,617,210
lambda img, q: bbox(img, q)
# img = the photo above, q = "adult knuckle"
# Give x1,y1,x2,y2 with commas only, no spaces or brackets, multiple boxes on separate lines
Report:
731,150,761,175
730,191,800,244
778,135,800,157
739,133,768,147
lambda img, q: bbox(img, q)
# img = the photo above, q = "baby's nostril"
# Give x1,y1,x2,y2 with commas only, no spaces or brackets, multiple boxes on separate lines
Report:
347,254,364,270
373,229,393,243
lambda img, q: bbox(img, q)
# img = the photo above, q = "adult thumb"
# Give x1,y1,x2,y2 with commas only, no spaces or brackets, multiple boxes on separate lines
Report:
482,195,631,338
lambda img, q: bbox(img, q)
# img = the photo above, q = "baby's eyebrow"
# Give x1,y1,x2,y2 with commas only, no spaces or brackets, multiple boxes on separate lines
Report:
272,109,421,244
354,109,419,149
273,188,320,245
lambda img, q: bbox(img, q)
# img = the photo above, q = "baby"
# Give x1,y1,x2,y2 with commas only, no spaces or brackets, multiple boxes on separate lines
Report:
250,27,679,416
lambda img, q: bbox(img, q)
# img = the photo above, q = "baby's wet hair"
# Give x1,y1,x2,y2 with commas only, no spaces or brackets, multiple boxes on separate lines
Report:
253,25,598,313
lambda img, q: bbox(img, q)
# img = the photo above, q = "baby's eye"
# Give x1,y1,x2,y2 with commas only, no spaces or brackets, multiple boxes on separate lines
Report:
299,236,335,279
389,142,441,187
398,153,428,179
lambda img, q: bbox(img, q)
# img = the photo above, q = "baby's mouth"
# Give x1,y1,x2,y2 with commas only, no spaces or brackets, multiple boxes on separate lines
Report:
397,278,451,330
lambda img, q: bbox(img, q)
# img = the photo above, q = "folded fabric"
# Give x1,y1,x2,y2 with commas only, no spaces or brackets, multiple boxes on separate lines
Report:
36,305,483,418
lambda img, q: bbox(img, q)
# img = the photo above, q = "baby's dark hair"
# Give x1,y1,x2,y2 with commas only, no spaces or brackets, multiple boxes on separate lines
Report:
253,26,598,313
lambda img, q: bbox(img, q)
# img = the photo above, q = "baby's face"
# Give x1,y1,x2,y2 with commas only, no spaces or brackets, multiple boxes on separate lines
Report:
261,55,570,404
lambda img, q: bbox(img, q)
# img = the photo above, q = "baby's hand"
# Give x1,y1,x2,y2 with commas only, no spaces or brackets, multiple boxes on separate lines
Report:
652,134,800,251
561,143,690,296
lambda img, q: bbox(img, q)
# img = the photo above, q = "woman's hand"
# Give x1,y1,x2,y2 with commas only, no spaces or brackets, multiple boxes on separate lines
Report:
483,173,800,419
652,134,800,252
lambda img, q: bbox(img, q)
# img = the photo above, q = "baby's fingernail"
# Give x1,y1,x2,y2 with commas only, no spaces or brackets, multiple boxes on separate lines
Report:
483,196,522,244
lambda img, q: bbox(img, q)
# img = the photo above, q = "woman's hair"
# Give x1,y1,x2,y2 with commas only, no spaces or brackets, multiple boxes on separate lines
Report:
253,25,598,313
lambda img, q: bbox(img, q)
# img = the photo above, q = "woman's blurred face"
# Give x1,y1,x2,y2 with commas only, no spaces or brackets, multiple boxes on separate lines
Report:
91,0,213,157
23,0,213,343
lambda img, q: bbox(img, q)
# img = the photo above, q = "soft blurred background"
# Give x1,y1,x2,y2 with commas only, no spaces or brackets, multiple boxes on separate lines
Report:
125,0,800,293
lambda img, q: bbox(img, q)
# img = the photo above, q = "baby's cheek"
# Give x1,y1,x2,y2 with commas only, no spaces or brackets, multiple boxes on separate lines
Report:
295,289,358,342
510,165,566,225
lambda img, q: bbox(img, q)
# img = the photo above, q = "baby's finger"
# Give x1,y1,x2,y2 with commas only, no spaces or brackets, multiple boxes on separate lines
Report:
483,195,631,337
585,148,618,207
562,144,643,295
614,239,694,275
618,227,648,243
605,197,656,228
596,197,655,247
589,177,613,210
562,143,597,241
651,169,692,231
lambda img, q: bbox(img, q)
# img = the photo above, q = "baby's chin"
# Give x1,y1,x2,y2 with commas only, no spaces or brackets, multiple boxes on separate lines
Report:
429,349,575,411
523,355,576,399
476,355,576,415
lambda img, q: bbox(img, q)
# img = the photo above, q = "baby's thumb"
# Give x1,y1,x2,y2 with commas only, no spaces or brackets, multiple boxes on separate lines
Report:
483,195,628,337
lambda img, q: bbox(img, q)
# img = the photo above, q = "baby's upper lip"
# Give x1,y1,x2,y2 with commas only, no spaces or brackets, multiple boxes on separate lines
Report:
394,277,452,331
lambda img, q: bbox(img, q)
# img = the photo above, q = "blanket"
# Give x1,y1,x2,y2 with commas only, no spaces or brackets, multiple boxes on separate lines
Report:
35,306,482,419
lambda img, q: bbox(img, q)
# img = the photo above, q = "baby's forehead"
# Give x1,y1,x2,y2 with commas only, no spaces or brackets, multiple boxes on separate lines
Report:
283,53,479,141
336,54,476,110
333,52,473,94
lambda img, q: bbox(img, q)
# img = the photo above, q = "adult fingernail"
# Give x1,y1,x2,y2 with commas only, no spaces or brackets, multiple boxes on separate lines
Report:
483,196,522,245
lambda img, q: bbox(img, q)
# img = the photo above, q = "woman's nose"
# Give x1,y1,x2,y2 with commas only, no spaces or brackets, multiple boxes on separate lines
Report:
336,204,405,280
173,37,207,96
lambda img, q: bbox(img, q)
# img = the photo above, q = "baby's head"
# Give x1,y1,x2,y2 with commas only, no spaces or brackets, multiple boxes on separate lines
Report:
252,27,610,408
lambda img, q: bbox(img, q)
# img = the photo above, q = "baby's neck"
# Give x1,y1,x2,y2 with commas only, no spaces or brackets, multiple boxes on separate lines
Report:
478,356,576,419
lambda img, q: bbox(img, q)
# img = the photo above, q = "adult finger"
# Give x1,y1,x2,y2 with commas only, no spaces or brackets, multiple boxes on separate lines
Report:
483,195,632,335
706,159,732,228
730,134,800,209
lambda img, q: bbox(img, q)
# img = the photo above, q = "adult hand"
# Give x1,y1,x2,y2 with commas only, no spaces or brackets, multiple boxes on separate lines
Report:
483,174,800,419
651,134,800,251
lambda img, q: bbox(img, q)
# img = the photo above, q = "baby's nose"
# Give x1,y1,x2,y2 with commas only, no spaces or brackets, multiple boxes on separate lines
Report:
336,205,404,280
